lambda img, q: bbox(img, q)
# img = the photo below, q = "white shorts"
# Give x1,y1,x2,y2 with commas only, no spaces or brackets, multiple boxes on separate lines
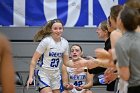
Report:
36,68,61,90
70,88,86,93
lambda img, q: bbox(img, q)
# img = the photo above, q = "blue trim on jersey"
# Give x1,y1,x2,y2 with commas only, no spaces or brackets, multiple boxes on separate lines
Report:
40,53,44,67
60,74,64,93
36,53,44,67
36,70,40,87
38,72,50,87
34,69,39,76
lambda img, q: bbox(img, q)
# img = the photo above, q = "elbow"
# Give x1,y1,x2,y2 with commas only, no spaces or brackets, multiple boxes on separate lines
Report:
120,72,130,81
120,75,129,81
119,67,130,81
63,61,67,66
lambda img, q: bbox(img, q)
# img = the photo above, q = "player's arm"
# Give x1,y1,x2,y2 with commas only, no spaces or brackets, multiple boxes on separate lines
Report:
27,51,41,89
27,39,48,88
63,54,75,67
29,51,41,79
82,71,93,89
62,64,73,91
62,64,69,87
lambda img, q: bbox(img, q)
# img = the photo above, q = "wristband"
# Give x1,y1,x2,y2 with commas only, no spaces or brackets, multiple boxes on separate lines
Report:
84,68,88,72
114,59,117,64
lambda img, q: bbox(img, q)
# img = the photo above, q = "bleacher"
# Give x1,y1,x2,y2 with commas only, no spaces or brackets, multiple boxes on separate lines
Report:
0,27,109,93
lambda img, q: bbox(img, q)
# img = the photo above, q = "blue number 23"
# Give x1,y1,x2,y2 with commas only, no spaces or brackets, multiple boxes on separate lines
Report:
50,58,59,67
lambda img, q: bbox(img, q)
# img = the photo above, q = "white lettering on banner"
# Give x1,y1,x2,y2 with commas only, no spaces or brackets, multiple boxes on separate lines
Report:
99,0,118,18
85,0,94,27
9,0,125,27
44,0,57,22
12,0,25,26
65,0,81,27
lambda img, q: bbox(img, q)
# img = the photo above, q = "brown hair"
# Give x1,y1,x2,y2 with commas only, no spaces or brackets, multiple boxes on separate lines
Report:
107,16,111,27
34,19,63,42
120,6,140,31
110,5,123,22
125,0,140,10
125,0,140,25
70,44,83,52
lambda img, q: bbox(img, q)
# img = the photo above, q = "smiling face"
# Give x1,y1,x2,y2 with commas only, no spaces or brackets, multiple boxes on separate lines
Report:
96,21,109,40
96,25,107,39
70,45,83,61
51,22,63,41
107,17,115,32
110,16,117,29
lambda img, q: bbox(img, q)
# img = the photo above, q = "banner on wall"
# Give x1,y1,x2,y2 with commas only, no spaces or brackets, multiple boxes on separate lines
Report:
0,0,126,27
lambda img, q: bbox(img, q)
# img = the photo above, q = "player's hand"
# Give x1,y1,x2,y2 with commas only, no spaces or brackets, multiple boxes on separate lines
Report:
104,67,117,84
26,77,33,89
75,86,83,91
65,83,74,90
104,72,117,84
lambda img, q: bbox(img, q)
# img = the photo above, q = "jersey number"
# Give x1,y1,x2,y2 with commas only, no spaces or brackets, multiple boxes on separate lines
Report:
74,81,83,86
50,58,59,67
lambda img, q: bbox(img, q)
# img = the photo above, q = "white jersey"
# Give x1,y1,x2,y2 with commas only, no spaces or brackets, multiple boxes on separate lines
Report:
66,67,87,87
36,36,69,70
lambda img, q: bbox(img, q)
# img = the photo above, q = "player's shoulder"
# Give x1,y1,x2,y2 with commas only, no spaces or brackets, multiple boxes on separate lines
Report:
61,37,69,47
40,36,52,44
61,37,68,42
111,29,122,36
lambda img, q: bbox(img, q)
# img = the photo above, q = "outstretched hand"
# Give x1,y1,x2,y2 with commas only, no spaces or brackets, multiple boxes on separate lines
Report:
73,58,88,68
104,67,117,84
95,48,111,59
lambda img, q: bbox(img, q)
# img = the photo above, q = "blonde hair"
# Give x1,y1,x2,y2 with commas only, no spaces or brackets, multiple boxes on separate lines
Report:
34,19,63,42
100,20,108,31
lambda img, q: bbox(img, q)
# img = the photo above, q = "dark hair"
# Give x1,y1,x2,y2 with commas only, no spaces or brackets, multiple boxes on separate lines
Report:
107,16,111,27
110,5,123,22
70,44,83,52
125,0,140,10
34,19,63,42
125,0,140,25
120,6,140,31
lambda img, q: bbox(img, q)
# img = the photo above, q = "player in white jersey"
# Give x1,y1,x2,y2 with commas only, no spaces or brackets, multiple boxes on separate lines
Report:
26,19,84,93
62,44,93,93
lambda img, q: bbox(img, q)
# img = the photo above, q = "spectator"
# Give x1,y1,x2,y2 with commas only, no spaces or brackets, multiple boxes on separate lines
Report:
115,6,140,93
0,33,15,93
